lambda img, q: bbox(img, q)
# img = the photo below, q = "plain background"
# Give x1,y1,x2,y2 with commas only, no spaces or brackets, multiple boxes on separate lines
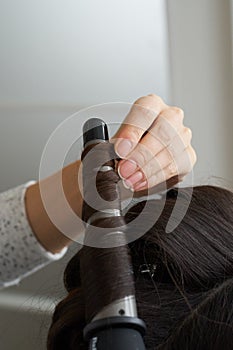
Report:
0,0,232,348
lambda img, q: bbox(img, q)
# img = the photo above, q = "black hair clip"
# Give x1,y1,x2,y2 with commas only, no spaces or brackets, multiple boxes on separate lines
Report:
139,264,157,278
166,188,178,199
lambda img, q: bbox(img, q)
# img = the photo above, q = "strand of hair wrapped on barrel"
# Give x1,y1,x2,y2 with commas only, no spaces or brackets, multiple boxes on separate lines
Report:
80,141,136,323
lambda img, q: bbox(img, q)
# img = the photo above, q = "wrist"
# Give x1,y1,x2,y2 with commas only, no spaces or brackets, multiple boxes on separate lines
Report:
25,160,82,254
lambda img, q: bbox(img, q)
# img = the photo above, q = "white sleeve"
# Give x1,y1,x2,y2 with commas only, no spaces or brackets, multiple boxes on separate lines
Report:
0,181,67,288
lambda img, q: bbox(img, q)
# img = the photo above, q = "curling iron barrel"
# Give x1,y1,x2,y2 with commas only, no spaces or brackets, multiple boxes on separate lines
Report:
80,118,146,349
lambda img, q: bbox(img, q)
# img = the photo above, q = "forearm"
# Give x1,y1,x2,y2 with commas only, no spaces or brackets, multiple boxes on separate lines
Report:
25,160,83,254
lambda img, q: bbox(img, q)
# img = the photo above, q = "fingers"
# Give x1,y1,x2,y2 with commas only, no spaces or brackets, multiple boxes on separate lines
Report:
118,114,190,180
133,145,197,191
113,93,196,192
113,94,166,158
122,138,196,192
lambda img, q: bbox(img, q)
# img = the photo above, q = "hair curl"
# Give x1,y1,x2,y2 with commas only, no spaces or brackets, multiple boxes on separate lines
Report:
47,186,233,349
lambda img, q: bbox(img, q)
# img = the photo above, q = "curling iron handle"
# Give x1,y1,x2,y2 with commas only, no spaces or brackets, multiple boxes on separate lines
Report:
82,118,147,350
83,118,109,148
85,316,146,350
89,328,146,350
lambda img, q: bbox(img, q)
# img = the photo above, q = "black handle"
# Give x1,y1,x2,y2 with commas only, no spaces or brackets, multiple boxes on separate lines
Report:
83,118,109,148
84,317,146,350
88,328,145,349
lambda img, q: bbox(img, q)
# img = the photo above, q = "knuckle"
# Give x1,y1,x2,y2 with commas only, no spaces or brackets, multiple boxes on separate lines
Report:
167,143,178,159
184,127,192,139
170,107,184,119
130,148,149,167
192,148,197,164
133,94,164,115
144,162,154,179
136,150,147,166
133,98,159,121
168,162,178,177
156,120,173,144
147,93,158,98
186,146,197,166
178,127,192,149
143,106,158,124
166,142,174,154
148,93,164,105
134,96,147,106
130,126,143,141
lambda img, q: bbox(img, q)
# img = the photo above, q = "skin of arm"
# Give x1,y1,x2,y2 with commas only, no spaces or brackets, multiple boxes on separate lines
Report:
25,160,82,254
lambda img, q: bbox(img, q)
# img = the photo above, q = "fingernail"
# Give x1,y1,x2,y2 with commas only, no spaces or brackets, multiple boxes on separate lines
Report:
124,171,143,188
134,180,147,191
115,139,133,158
122,179,131,190
118,160,137,179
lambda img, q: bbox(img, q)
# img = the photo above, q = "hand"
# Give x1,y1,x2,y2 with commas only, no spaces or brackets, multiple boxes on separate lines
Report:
25,94,196,253
113,94,196,191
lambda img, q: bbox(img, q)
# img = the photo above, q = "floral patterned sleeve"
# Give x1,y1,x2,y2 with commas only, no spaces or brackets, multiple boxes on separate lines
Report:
0,182,67,288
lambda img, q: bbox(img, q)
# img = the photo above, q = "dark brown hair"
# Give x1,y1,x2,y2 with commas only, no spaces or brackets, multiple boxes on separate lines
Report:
79,141,136,325
47,185,233,349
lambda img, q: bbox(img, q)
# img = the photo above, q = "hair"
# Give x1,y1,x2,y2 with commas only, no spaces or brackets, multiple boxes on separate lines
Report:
47,184,233,349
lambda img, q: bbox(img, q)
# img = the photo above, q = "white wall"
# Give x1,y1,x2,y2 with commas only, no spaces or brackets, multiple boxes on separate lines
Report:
0,0,169,107
167,0,233,185
0,0,170,192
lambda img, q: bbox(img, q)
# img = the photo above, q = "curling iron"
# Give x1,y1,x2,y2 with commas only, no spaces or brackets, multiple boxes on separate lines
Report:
81,118,146,349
